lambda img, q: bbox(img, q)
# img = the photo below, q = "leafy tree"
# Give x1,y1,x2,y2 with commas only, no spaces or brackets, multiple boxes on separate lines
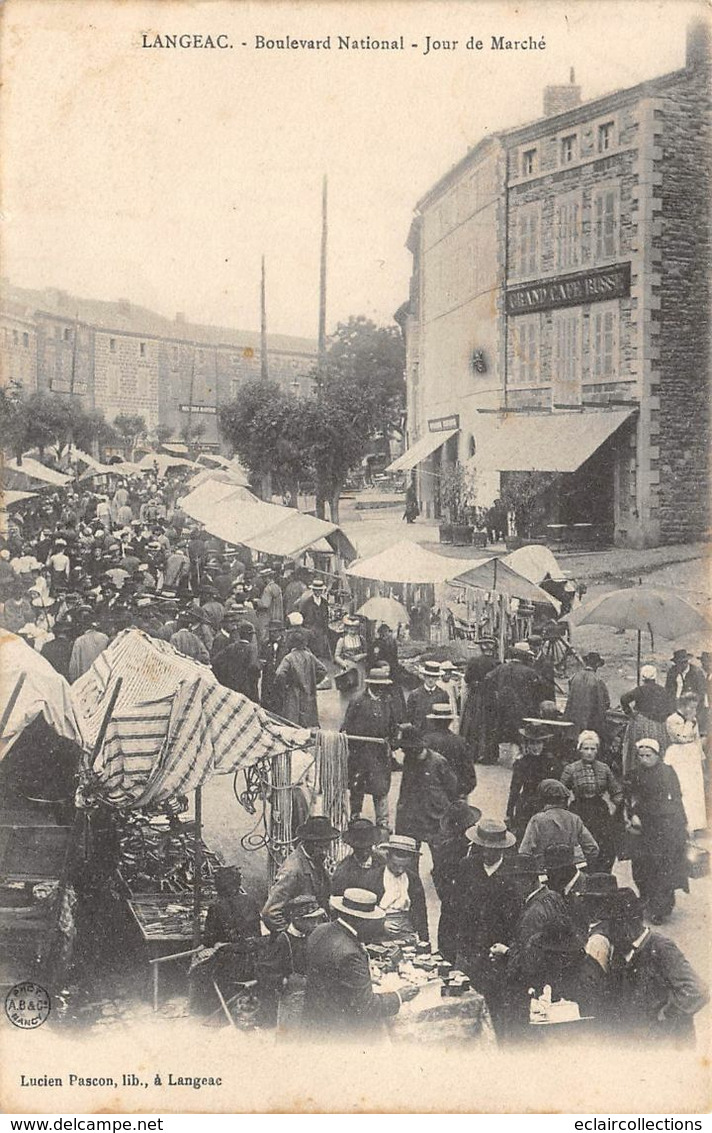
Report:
23,392,76,460
500,472,559,539
0,384,30,462
154,423,174,447
219,379,311,501
72,407,118,459
325,317,406,439
113,413,147,461
440,462,478,525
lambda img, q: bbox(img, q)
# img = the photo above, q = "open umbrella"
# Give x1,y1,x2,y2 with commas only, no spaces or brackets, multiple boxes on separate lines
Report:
570,586,710,680
356,595,410,629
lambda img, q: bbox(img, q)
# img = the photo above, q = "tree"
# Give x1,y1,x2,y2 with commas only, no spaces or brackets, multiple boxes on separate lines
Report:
23,393,76,460
180,419,207,460
219,379,311,501
325,317,406,439
440,462,478,525
72,407,118,459
153,423,174,447
499,472,559,539
113,413,147,461
0,384,29,462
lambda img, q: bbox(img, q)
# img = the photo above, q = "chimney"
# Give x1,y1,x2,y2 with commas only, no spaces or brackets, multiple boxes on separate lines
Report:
543,68,582,117
686,18,711,68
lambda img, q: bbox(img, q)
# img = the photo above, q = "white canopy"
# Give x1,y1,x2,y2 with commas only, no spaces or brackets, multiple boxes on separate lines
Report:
2,458,71,490
0,631,86,758
346,540,469,583
502,544,567,584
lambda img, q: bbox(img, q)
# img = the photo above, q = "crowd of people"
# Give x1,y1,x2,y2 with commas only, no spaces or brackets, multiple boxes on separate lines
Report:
1,470,709,1046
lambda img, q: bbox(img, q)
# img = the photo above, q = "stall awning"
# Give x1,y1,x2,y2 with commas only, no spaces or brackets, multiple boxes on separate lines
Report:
468,409,636,476
387,428,459,473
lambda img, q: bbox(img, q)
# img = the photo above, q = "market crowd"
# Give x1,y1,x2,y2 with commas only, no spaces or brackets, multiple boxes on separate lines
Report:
1,471,709,1045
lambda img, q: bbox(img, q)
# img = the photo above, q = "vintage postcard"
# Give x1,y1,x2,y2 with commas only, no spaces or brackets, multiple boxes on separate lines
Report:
0,0,710,1116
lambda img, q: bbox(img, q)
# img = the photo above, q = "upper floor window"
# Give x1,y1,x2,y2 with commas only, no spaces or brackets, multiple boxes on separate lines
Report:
521,148,537,176
593,186,618,260
516,204,540,278
556,194,582,271
597,121,615,153
512,316,540,387
591,303,619,379
109,338,116,353
63,327,71,342
560,133,578,165
552,309,582,405
22,332,29,347
12,329,18,345
139,342,146,357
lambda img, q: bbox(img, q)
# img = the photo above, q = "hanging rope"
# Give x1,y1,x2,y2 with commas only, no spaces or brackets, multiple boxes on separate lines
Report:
314,730,350,865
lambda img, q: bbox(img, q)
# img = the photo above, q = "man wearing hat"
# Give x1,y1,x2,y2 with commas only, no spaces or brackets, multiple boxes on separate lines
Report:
460,637,498,761
169,608,211,664
297,577,331,661
303,888,419,1034
665,648,707,707
609,889,708,1044
256,893,328,1028
505,722,559,842
432,801,482,960
331,818,384,897
450,818,519,1026
437,660,462,726
40,615,75,680
276,630,328,727
342,667,399,834
406,659,449,731
395,724,459,857
376,834,428,941
487,644,546,762
256,566,284,633
261,815,339,933
422,701,477,799
564,652,611,745
577,872,618,943
212,619,261,702
519,779,599,868
260,619,289,714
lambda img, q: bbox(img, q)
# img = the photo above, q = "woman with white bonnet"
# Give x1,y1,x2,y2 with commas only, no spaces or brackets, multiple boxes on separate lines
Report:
561,730,623,872
620,664,673,777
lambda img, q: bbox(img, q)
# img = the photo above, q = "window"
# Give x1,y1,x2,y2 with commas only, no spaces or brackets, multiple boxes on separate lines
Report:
522,148,537,176
22,332,29,347
512,316,540,386
552,310,582,404
560,133,578,165
63,328,71,341
139,342,146,357
109,337,116,352
593,186,618,260
516,205,540,278
597,121,615,153
556,194,582,270
591,303,619,379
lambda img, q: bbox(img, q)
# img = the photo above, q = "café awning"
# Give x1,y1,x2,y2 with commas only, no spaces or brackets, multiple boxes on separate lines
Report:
386,428,459,473
468,409,636,477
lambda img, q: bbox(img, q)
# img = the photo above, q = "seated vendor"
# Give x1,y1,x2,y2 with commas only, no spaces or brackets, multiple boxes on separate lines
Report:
256,894,328,1028
330,818,384,896
192,866,262,1014
377,834,429,943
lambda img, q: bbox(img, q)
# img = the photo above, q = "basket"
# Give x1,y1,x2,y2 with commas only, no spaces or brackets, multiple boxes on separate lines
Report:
334,667,359,693
686,842,710,880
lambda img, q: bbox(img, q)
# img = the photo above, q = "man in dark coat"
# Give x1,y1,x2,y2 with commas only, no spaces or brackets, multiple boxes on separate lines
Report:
303,888,418,1034
212,620,261,701
422,702,477,798
564,651,611,743
261,816,339,933
665,649,707,707
451,818,520,1032
40,618,74,680
610,890,708,1045
460,637,498,759
395,724,459,855
490,643,545,753
331,818,385,897
260,620,289,714
406,660,449,730
297,578,331,661
342,668,399,834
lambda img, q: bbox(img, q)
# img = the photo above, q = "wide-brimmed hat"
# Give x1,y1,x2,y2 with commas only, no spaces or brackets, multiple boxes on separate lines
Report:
538,778,570,804
295,816,339,843
512,641,534,658
439,800,482,838
613,888,644,921
378,834,421,856
311,579,326,591
288,894,324,920
330,888,386,921
519,722,553,742
365,667,392,685
421,660,442,677
583,651,605,669
342,818,379,849
342,614,360,627
582,874,618,900
543,844,576,871
465,818,516,849
426,702,455,721
671,648,692,663
511,853,542,876
439,660,456,673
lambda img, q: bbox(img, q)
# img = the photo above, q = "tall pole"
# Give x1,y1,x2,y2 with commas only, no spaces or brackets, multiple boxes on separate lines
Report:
260,255,269,381
192,786,203,948
69,311,79,397
187,342,196,446
317,174,328,387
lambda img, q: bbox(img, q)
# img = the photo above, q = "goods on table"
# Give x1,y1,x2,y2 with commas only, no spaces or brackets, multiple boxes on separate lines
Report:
117,813,220,895
128,893,208,942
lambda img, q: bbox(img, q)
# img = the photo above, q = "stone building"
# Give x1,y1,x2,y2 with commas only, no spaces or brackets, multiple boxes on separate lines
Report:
393,22,710,547
0,284,317,448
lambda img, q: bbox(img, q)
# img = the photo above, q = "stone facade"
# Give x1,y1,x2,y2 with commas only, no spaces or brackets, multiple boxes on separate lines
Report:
399,24,710,546
0,284,317,448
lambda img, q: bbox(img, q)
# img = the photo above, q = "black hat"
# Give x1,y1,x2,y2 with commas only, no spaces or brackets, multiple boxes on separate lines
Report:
583,651,606,669
613,888,644,921
295,815,339,843
543,844,576,871
398,723,424,750
439,800,482,838
511,853,542,876
582,873,619,900
342,818,379,849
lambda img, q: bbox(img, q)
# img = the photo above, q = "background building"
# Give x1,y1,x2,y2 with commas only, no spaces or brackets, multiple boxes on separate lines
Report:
395,21,711,547
0,283,317,449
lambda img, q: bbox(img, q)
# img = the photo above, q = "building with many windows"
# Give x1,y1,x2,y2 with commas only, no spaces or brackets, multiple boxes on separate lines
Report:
0,284,317,449
393,22,710,547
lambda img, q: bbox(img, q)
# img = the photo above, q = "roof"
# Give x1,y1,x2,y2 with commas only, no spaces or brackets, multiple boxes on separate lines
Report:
1,281,317,358
467,408,637,476
387,428,458,473
346,540,469,583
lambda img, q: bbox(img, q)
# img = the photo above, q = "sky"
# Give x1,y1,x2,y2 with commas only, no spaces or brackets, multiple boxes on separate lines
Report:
1,0,705,340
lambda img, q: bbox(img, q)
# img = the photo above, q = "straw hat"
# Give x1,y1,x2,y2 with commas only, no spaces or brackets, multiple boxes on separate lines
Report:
330,888,386,921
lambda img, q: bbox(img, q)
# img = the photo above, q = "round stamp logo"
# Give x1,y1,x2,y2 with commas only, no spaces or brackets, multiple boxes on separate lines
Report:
5,981,51,1029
